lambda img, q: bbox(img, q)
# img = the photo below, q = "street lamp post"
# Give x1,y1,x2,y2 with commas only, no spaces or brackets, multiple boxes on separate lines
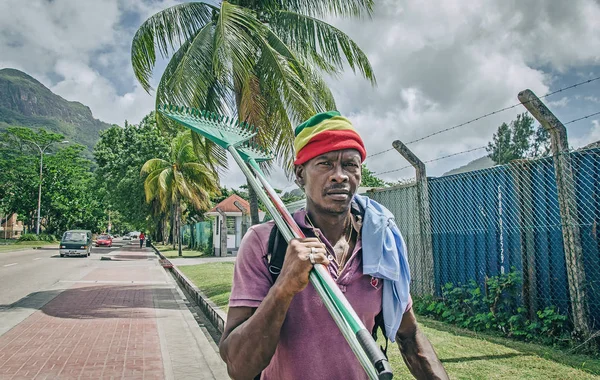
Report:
32,140,68,235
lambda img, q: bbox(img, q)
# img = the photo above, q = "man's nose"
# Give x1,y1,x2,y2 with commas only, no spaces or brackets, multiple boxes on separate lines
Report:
330,164,349,182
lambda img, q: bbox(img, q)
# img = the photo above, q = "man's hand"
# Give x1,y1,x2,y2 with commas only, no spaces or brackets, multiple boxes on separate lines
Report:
276,237,329,296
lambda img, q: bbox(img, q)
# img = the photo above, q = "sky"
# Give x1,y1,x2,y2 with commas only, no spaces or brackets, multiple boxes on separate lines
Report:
1,0,599,192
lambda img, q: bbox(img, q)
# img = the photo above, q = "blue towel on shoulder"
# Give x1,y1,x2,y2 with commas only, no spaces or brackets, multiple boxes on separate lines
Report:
354,194,411,342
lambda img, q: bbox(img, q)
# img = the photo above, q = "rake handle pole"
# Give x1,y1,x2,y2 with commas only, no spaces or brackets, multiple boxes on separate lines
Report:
227,147,380,380
246,157,392,380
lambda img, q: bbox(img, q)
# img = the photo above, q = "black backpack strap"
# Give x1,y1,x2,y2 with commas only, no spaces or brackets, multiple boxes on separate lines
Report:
267,225,287,283
372,309,389,359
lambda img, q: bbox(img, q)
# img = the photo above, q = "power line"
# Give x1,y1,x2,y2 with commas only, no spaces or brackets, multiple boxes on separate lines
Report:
375,146,487,176
366,76,600,158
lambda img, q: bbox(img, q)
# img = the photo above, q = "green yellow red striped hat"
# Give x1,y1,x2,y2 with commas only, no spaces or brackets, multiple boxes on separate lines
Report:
293,111,366,165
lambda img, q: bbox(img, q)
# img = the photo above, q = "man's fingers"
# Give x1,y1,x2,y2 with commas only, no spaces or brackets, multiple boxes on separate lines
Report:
301,252,329,266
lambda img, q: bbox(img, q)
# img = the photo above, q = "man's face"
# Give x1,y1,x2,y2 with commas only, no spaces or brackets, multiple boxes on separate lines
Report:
295,149,362,215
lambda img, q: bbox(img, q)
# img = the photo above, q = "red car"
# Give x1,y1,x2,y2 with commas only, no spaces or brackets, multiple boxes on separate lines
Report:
95,234,113,247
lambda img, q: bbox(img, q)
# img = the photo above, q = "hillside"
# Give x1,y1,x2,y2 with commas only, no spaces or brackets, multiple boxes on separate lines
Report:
442,155,496,176
0,68,113,151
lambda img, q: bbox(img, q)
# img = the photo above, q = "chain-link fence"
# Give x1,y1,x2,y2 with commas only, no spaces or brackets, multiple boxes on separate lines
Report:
182,221,212,252
368,147,600,333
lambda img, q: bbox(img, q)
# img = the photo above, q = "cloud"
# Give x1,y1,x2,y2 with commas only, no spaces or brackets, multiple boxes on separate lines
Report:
1,0,599,189
571,119,600,149
0,0,183,125
548,97,570,107
585,96,600,104
326,0,600,182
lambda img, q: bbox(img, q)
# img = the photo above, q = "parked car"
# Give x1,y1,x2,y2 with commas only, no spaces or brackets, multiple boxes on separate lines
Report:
59,230,92,257
122,235,131,241
95,234,113,247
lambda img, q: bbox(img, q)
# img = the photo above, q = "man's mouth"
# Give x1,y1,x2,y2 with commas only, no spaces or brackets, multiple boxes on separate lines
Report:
326,190,351,200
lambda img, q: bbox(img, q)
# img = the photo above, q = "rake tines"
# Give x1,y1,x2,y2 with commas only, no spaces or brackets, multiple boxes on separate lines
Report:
237,141,273,163
159,105,257,149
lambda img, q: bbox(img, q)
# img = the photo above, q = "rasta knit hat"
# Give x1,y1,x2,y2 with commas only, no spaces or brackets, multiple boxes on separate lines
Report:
293,111,367,165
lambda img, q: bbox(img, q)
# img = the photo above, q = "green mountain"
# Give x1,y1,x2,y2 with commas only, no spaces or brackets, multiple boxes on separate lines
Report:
0,68,113,152
442,155,496,176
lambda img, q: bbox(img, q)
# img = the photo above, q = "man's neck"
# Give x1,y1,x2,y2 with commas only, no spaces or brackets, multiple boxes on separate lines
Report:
305,207,350,244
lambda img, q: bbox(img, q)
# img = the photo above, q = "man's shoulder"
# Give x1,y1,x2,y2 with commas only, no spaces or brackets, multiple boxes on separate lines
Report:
247,220,276,239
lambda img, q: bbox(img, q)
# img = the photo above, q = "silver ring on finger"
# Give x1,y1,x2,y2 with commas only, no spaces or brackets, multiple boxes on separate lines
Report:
311,247,316,255
309,253,316,264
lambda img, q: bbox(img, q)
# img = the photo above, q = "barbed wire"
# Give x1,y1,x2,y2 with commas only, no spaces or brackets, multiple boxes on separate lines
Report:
366,76,600,159
373,110,600,177
375,146,487,176
564,110,600,125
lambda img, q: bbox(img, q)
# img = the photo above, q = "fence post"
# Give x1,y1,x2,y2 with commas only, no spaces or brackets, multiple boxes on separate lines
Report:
518,89,589,336
215,207,228,257
392,140,435,296
234,200,249,238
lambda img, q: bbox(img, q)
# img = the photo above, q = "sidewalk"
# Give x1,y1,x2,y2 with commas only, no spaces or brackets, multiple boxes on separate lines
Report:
0,243,229,379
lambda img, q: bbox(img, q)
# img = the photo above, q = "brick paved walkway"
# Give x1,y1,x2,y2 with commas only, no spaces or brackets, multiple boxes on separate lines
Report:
0,244,228,380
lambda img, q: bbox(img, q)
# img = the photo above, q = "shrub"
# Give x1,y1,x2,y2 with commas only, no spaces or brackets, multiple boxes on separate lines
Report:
414,268,571,348
17,233,57,242
18,233,39,241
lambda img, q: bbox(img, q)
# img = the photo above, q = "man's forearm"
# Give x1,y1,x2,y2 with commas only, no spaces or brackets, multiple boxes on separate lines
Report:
396,329,448,380
220,284,294,379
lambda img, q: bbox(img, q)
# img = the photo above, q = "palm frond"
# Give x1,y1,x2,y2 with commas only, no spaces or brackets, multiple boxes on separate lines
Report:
214,2,264,91
270,10,376,84
190,132,228,177
131,2,216,92
140,158,170,175
255,34,315,123
263,0,374,18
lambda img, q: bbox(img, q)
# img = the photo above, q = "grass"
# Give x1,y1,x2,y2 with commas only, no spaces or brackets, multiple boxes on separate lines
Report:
152,243,212,259
181,262,600,379
179,262,234,312
0,240,57,253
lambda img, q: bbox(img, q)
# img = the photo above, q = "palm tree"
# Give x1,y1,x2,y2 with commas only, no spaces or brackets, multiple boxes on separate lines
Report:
141,130,219,256
132,0,376,224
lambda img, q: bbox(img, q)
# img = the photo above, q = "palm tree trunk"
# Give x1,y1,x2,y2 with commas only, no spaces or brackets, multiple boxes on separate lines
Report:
177,202,182,257
171,203,176,250
247,178,260,225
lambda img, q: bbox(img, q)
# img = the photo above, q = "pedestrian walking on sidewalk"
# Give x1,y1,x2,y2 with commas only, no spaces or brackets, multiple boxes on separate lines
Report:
139,232,145,248
219,111,448,380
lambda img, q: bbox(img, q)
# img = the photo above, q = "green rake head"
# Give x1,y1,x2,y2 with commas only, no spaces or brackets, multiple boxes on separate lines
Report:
158,105,257,149
237,141,273,163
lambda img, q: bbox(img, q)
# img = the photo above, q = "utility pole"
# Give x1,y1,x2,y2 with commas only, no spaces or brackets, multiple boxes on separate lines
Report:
30,139,68,235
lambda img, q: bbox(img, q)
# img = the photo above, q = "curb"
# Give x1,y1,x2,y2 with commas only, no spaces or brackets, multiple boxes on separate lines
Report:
149,243,227,333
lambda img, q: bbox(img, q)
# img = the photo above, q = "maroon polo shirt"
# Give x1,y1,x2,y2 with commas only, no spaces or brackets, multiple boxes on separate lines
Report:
229,210,385,380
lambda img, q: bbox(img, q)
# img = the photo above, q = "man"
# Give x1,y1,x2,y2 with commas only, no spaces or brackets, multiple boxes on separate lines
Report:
139,231,145,248
219,112,448,380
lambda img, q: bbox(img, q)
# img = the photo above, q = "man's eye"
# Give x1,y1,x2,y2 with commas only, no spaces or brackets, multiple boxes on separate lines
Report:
318,161,332,166
344,162,359,167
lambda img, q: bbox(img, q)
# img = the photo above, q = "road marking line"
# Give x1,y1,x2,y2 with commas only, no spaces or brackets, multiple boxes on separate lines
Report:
3,263,18,267
33,258,42,261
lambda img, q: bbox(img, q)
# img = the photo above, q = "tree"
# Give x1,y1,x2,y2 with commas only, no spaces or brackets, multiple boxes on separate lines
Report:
141,130,219,256
94,112,172,235
131,0,376,225
361,164,386,187
41,145,105,234
0,128,105,235
487,113,551,165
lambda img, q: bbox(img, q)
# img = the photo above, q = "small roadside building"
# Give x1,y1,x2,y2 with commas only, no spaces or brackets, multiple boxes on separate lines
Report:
205,194,265,256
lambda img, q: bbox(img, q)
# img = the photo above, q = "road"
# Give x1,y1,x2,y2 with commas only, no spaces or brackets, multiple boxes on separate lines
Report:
0,238,229,379
0,239,128,307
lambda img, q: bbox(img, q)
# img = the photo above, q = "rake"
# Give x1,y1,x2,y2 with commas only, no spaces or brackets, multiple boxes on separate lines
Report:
159,105,393,380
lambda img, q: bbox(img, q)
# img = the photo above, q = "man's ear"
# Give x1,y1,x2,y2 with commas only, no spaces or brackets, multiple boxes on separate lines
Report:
295,164,305,188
